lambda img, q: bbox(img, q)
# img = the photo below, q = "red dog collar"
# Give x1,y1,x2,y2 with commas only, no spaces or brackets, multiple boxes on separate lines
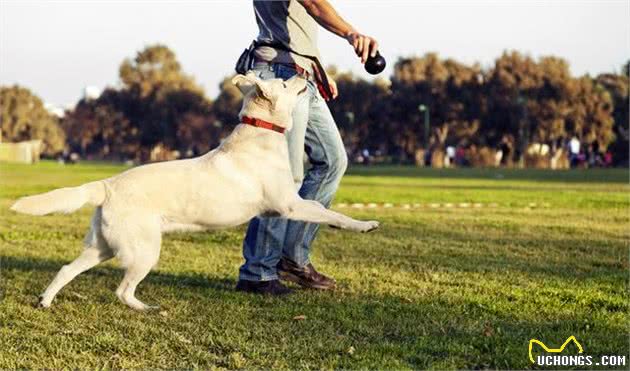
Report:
242,116,285,134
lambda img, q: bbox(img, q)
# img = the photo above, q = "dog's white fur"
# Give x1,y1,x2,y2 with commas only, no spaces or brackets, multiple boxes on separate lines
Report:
11,72,379,310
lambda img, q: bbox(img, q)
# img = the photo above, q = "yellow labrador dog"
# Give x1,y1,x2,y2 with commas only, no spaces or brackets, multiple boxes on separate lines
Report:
11,72,379,310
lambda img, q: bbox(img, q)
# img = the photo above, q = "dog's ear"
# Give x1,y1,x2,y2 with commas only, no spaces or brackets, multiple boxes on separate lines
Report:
285,75,308,95
232,72,272,100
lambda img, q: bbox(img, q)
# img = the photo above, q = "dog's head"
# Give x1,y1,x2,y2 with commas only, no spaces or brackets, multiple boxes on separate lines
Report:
232,71,307,131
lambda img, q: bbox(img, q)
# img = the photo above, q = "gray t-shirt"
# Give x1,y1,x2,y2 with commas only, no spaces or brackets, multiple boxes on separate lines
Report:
252,0,322,74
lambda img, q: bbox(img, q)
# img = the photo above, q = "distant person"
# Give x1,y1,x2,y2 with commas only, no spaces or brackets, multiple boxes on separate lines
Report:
568,136,580,168
591,141,603,167
235,0,380,295
362,148,371,165
604,151,613,167
424,149,432,167
446,145,456,167
587,143,597,168
499,137,512,166
455,145,466,167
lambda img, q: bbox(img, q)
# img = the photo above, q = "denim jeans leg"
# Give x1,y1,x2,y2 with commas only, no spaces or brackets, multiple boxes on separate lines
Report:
238,63,312,281
239,216,286,281
282,90,348,267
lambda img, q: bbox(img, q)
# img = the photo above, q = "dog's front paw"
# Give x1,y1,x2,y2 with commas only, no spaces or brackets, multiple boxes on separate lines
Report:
358,220,380,233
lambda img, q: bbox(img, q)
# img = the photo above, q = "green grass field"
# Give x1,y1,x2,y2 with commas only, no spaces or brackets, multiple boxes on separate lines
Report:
1,161,628,369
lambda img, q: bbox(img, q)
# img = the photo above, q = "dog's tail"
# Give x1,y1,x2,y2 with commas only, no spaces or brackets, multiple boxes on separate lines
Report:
10,181,107,216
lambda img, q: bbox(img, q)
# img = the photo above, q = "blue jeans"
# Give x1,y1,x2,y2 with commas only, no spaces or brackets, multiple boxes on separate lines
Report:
239,63,348,281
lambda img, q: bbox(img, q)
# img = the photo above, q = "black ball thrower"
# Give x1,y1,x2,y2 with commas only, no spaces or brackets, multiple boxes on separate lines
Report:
364,51,386,75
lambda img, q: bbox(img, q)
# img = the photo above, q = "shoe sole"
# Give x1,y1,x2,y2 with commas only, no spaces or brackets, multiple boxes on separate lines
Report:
235,287,293,296
278,270,336,290
235,282,293,296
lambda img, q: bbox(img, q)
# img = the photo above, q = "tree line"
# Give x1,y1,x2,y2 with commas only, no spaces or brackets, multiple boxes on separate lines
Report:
1,44,628,166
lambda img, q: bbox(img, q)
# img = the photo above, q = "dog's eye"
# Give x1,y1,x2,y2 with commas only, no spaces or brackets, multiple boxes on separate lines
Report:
282,82,287,88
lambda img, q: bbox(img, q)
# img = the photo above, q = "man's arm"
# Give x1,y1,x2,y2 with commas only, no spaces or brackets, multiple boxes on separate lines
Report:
298,0,378,64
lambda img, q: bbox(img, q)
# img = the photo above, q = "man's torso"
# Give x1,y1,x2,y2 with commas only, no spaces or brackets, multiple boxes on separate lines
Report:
253,0,321,73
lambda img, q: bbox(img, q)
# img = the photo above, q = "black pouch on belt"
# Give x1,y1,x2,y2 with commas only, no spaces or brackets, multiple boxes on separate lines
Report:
235,42,256,75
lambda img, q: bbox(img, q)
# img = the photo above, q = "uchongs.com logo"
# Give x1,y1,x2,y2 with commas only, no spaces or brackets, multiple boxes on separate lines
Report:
528,336,627,367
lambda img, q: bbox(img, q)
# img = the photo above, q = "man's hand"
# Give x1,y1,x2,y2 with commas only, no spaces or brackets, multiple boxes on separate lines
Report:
346,32,379,64
328,78,338,99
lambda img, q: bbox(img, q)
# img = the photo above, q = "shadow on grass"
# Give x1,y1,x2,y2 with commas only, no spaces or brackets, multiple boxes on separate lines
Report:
0,255,235,293
1,254,626,369
342,181,628,194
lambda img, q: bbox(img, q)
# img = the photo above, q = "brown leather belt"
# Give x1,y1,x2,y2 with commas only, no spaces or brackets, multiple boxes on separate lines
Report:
252,57,332,101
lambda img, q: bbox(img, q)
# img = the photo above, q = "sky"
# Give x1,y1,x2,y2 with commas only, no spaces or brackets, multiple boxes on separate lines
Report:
1,0,628,107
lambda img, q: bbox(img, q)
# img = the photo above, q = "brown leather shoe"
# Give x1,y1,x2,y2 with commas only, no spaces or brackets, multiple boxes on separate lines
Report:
277,258,336,290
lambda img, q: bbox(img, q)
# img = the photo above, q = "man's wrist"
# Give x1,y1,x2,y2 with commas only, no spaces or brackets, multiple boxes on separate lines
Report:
344,29,359,39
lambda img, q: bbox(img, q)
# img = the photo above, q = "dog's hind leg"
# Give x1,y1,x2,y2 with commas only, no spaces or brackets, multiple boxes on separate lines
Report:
115,256,159,311
108,216,162,311
39,208,114,308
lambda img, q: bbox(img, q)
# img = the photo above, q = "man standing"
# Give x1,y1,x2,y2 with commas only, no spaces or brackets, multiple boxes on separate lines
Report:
569,136,581,168
236,0,379,295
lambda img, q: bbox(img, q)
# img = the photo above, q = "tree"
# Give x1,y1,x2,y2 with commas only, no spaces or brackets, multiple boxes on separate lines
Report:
484,51,545,161
211,76,243,131
597,63,629,165
62,88,138,159
327,68,391,156
389,53,483,160
484,51,615,164
119,45,211,155
63,45,215,161
119,44,203,98
565,77,614,148
0,85,66,155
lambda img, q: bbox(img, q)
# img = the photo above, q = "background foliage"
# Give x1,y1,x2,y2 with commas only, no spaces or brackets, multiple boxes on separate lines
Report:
1,45,628,165
0,86,66,156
